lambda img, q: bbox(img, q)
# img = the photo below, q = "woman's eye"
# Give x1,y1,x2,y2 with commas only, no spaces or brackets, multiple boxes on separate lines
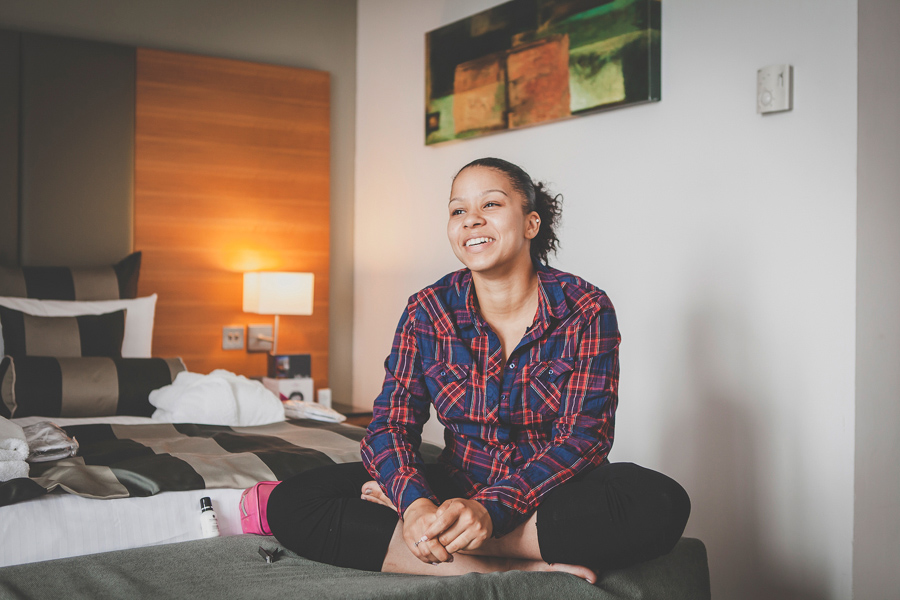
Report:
451,209,464,216
484,201,499,208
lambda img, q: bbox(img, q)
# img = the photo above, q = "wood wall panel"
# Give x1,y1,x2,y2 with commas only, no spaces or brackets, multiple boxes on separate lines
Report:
135,48,330,387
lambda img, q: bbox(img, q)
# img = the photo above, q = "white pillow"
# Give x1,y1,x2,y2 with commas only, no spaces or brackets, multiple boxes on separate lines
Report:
0,294,157,358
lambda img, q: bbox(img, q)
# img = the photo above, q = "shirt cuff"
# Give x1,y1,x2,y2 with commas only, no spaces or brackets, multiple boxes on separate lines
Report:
393,472,440,519
470,493,529,537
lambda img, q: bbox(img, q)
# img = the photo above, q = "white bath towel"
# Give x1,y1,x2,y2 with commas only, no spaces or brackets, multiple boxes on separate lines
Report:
150,369,284,427
0,415,29,462
0,459,29,481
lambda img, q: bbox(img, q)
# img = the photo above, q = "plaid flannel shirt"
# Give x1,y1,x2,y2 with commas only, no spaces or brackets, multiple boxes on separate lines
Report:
361,264,620,537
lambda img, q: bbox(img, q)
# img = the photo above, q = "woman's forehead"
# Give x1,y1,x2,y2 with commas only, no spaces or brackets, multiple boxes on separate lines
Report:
451,167,515,199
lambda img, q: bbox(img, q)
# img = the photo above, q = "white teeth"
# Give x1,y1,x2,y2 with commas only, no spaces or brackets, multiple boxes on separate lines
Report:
465,237,494,247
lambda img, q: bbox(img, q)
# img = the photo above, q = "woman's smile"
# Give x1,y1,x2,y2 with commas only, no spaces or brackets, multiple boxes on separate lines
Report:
464,236,496,250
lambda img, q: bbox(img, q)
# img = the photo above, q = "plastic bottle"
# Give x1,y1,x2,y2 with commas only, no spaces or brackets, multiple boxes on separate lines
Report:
200,496,220,538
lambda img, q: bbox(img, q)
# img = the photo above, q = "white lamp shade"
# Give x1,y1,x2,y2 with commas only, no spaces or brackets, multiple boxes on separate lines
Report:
243,272,314,315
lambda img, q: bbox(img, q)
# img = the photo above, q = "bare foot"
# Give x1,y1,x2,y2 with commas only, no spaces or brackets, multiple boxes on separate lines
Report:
544,562,598,585
361,480,397,511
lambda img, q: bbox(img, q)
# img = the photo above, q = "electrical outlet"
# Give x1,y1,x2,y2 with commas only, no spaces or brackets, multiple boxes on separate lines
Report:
222,327,245,350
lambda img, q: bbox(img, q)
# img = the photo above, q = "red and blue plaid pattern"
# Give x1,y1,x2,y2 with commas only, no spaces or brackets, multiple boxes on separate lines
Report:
361,265,620,536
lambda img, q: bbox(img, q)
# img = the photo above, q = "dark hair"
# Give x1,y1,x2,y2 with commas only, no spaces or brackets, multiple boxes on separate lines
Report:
455,157,562,265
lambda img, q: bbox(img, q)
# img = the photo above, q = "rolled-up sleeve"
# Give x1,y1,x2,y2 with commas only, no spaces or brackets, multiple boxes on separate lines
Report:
361,297,440,518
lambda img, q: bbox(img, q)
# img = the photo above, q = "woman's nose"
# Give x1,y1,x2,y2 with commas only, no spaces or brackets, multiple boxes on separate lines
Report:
464,210,483,228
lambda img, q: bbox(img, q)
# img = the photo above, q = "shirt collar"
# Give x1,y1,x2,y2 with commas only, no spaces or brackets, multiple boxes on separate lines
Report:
452,264,570,335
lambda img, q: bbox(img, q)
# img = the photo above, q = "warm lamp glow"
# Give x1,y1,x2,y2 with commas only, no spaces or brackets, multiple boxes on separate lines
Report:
243,272,314,316
243,272,314,355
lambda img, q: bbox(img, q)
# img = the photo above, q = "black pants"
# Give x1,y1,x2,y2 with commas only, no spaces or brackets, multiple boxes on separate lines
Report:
267,461,690,573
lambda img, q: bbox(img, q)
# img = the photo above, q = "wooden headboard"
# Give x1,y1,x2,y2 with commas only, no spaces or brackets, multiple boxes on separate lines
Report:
135,49,330,388
1,31,330,388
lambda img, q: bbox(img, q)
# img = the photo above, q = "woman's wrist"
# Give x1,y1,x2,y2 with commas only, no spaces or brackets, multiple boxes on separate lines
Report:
403,497,437,519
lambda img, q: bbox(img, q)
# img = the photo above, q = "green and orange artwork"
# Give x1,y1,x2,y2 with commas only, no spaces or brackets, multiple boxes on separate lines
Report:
425,0,661,144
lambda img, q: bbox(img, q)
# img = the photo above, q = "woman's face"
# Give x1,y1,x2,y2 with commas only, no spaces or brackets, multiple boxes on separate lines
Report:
447,166,540,276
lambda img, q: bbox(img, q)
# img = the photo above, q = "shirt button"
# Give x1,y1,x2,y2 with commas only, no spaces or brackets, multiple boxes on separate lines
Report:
501,394,507,400
440,371,446,376
548,368,554,375
508,362,516,370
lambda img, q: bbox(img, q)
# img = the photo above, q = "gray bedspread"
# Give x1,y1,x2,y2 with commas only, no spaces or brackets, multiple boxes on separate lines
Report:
0,534,710,600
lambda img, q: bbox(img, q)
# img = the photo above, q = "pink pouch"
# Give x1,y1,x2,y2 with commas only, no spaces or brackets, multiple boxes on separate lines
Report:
239,481,280,535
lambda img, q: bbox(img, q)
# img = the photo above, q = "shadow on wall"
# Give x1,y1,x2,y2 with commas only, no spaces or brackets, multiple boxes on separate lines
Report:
663,302,827,600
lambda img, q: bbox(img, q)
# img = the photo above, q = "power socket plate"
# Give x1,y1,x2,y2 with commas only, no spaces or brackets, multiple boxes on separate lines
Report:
222,327,244,350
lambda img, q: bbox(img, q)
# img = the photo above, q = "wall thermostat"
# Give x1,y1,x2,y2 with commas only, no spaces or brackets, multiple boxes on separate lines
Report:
757,64,793,114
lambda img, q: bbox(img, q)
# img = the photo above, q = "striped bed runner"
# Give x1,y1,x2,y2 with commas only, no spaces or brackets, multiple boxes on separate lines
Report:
0,420,442,507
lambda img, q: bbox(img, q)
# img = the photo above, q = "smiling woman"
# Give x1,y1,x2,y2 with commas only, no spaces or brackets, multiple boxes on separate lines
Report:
266,158,691,583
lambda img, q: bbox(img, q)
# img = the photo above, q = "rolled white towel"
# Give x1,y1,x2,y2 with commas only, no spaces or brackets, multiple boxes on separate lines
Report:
0,415,29,462
208,370,285,426
0,459,29,482
150,371,239,426
150,370,284,427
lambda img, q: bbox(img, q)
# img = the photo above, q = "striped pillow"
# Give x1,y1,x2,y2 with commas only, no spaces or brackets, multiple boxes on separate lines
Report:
0,356,186,419
0,306,126,358
0,252,141,300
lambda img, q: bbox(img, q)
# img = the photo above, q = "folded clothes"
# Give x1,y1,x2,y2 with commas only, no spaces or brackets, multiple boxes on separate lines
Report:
150,369,285,427
0,415,29,462
0,459,28,481
22,421,79,463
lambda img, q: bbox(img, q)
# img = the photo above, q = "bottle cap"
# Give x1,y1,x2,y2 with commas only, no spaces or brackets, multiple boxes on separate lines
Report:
200,497,213,510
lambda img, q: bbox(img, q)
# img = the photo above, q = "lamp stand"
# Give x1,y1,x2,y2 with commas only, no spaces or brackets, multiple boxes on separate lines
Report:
272,314,280,356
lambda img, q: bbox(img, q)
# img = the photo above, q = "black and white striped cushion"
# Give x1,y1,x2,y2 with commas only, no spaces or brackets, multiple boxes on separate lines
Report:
0,306,126,358
0,356,186,418
0,252,141,300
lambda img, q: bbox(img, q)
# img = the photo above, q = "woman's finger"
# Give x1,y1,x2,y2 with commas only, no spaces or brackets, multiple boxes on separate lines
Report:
422,538,452,563
441,532,473,555
438,518,489,553
412,535,446,564
423,503,462,540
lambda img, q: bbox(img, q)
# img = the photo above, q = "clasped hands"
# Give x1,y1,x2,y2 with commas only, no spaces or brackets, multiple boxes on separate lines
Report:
403,497,493,564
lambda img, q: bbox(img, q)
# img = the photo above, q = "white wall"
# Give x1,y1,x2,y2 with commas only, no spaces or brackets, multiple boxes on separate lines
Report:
354,1,858,598
854,0,900,597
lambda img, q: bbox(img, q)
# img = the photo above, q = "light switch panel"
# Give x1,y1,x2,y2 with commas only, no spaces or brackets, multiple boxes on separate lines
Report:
757,64,792,114
248,325,273,352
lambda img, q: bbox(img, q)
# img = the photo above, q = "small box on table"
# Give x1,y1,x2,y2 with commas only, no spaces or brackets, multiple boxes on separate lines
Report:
267,354,311,379
262,377,314,403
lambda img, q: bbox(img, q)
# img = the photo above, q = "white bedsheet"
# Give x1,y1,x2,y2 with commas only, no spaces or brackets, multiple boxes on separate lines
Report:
0,416,248,567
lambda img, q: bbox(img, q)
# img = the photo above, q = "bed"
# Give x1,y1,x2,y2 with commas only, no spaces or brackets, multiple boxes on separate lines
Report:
0,256,711,599
0,414,411,568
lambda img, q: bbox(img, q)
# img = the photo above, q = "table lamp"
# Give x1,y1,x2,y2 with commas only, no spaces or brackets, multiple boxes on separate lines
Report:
243,272,314,355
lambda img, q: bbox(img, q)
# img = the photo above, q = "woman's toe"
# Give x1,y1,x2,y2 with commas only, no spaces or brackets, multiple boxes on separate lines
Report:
547,562,597,584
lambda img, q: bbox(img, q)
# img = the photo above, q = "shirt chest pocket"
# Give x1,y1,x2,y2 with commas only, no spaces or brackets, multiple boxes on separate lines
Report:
423,361,471,420
523,358,575,418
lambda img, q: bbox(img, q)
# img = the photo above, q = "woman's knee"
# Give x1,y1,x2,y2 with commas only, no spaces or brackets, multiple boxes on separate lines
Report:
536,462,691,569
267,463,399,570
598,462,691,554
267,463,369,560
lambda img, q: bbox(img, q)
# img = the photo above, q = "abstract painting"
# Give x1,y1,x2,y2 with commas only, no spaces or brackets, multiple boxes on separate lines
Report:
425,0,661,144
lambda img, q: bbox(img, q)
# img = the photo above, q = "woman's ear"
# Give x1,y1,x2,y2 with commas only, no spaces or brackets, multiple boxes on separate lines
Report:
525,211,541,240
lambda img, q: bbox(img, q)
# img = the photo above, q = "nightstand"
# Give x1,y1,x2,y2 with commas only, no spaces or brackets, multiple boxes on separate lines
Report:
333,403,373,428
